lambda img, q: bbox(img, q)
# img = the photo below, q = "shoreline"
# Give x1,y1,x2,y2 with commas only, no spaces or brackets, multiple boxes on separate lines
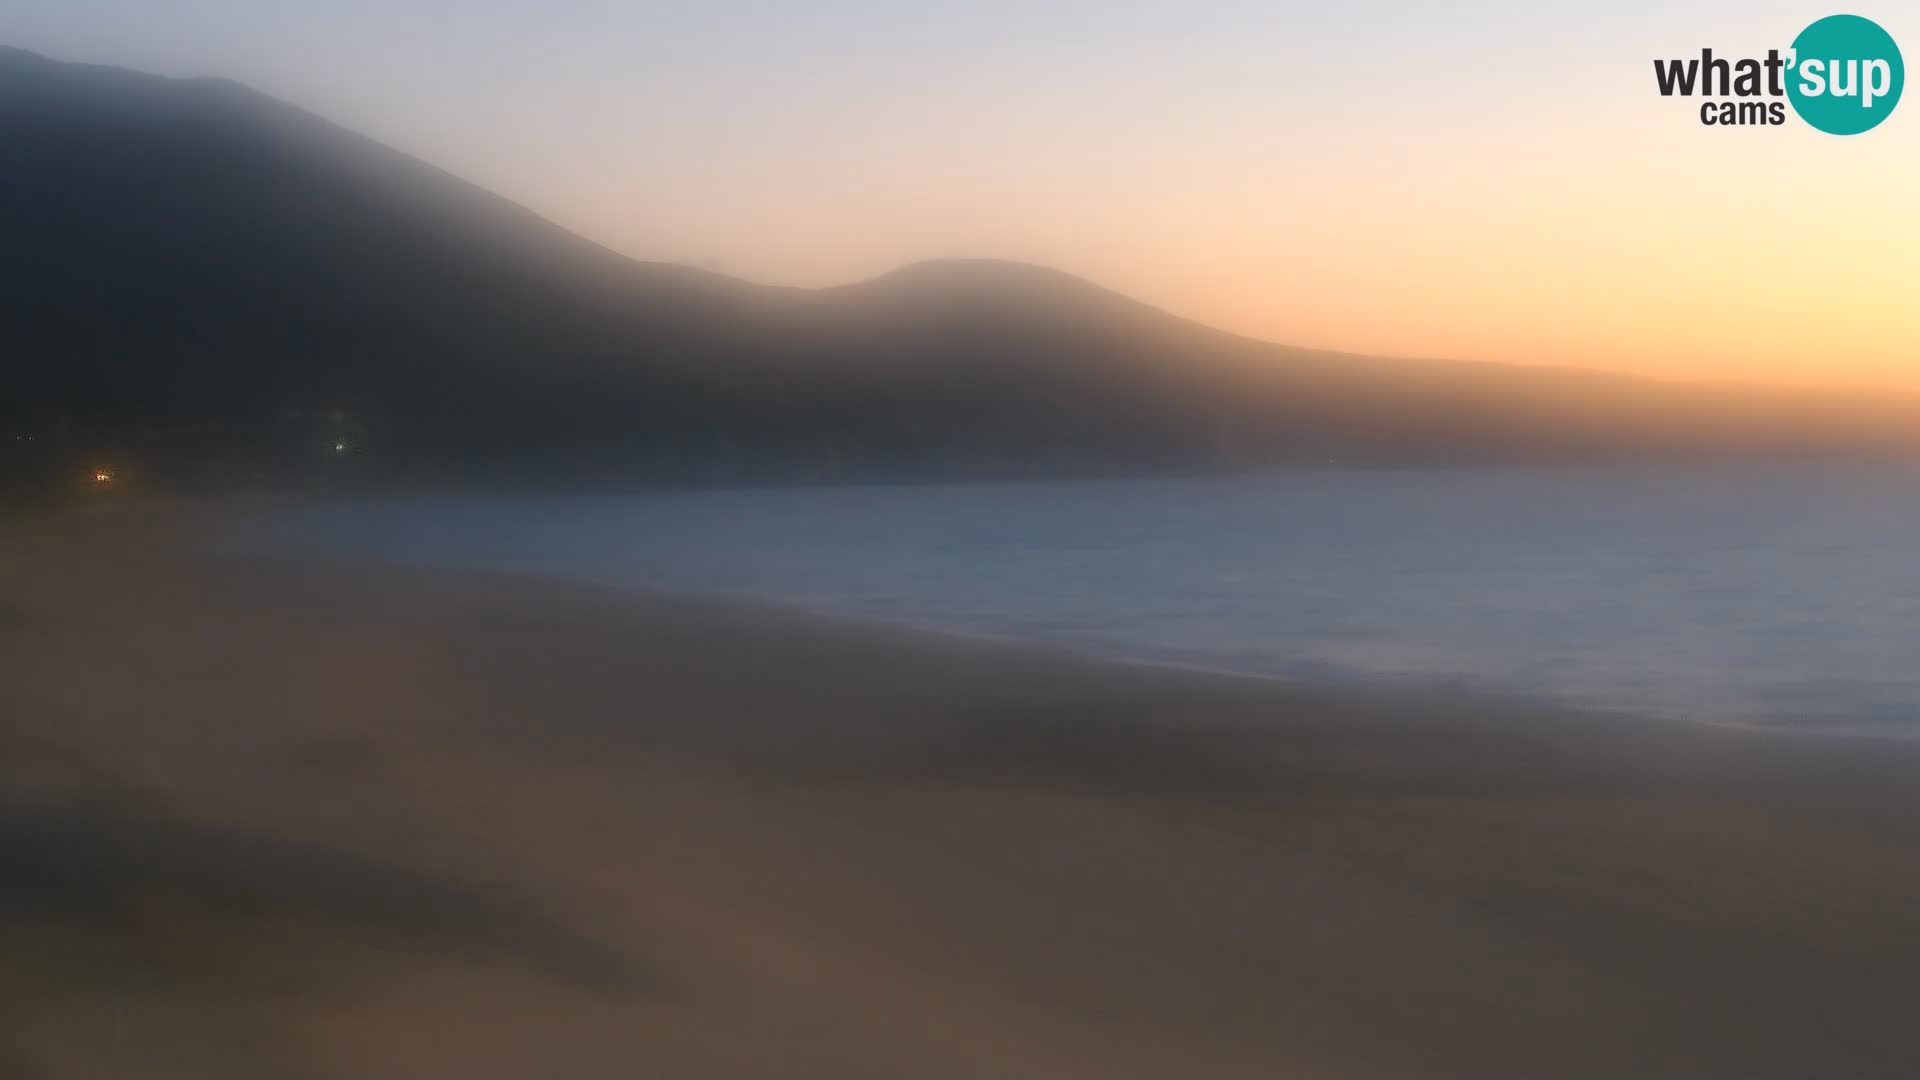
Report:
8,502,1920,1077
224,500,1915,744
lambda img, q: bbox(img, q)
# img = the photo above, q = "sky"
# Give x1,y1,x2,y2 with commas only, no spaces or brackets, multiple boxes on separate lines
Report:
4,1,1915,388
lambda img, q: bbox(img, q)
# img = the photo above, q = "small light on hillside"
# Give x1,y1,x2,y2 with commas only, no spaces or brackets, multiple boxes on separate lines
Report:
333,441,348,453
93,469,114,484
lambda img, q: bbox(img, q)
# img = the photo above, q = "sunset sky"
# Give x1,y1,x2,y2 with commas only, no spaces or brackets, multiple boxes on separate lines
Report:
5,1,1914,387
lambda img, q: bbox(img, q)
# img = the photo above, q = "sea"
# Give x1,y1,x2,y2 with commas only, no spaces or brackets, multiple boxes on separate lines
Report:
238,463,1920,734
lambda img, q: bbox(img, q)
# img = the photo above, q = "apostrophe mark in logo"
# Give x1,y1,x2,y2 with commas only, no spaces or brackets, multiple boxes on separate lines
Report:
1786,15,1904,134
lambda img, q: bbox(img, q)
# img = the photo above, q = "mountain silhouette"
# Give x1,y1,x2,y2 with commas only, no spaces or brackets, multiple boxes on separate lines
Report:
4,45,1916,487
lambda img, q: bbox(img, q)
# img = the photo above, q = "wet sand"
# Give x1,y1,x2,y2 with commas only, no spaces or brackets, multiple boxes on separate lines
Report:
5,501,1920,1078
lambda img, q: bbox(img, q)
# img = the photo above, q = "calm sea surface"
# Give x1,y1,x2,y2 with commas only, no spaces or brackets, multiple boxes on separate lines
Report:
242,465,1920,733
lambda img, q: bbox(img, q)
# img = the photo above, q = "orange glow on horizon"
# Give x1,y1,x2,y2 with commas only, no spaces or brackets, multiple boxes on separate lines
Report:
13,5,1915,390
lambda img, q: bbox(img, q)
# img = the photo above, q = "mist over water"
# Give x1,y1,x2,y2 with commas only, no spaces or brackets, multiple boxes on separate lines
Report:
248,464,1920,733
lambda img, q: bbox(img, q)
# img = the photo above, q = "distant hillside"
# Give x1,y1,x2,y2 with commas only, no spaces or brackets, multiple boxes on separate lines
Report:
4,45,1917,491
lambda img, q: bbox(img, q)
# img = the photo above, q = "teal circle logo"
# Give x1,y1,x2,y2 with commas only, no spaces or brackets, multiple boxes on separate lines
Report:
1787,15,1904,134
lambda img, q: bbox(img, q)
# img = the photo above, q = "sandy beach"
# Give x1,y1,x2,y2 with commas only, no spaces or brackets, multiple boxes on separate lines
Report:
6,501,1920,1078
